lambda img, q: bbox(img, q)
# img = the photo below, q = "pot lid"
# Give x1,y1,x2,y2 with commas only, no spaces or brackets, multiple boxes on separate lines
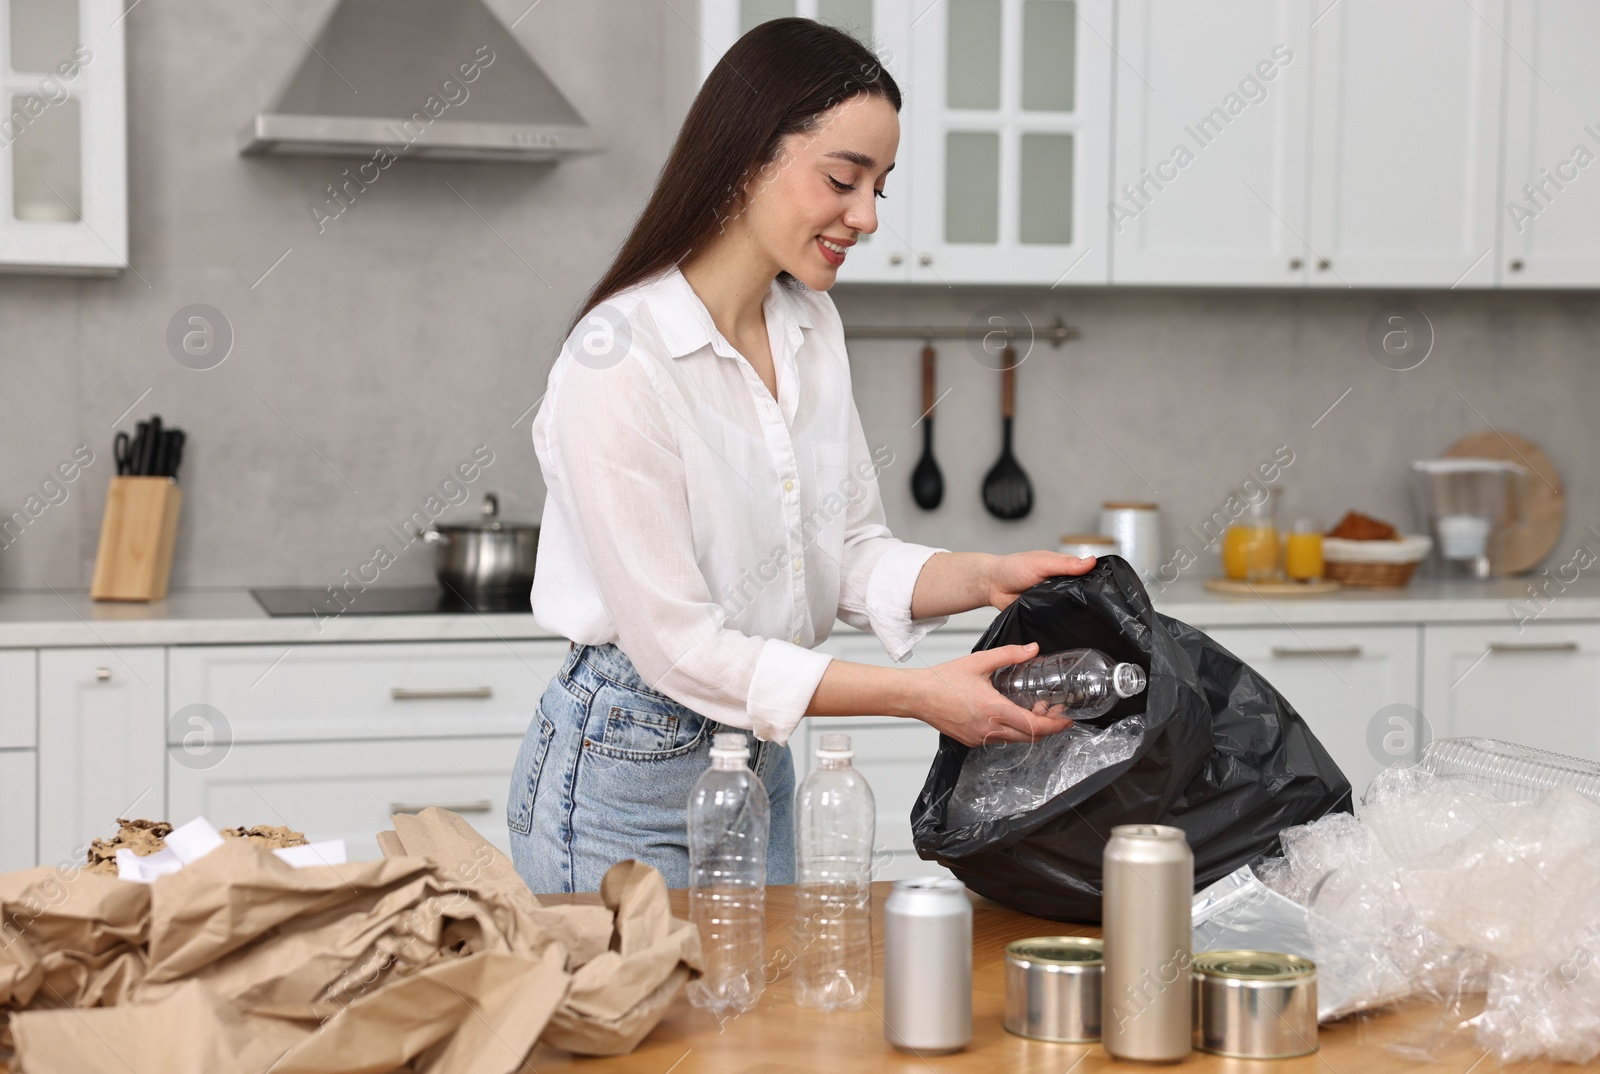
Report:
432,492,537,531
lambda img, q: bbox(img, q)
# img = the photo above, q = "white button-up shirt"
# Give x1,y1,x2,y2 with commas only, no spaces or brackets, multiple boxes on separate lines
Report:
531,267,948,744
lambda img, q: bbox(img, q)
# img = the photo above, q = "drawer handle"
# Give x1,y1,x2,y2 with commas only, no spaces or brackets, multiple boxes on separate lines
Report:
1487,641,1579,654
95,667,112,681
390,686,494,701
390,800,493,815
1270,646,1363,658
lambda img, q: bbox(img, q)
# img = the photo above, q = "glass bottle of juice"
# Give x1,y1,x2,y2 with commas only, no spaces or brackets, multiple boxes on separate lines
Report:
1222,491,1279,581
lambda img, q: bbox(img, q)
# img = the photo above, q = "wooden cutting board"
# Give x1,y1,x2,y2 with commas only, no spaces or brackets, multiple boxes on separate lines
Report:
1442,431,1564,574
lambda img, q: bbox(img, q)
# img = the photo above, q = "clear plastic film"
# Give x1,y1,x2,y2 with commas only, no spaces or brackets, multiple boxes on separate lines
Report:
945,715,1145,828
1205,737,1600,1063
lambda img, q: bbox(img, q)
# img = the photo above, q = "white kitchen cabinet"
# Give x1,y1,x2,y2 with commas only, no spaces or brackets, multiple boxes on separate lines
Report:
37,647,164,866
167,736,522,862
907,0,1111,285
1110,0,1312,285
1421,623,1600,761
697,0,915,282
0,648,36,748
1204,625,1421,802
1500,0,1600,287
1304,0,1505,288
168,641,565,743
0,0,127,273
0,750,36,870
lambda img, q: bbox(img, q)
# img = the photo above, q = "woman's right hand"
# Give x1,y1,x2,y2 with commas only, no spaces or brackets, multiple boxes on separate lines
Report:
915,642,1074,747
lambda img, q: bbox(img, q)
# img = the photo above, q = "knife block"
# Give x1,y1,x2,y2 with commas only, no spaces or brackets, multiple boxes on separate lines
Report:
91,477,182,601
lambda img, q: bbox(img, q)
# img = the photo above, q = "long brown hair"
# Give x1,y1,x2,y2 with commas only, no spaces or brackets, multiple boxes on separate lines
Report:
570,18,900,333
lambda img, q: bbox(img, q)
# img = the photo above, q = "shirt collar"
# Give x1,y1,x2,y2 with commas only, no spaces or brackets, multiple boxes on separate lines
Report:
648,265,813,360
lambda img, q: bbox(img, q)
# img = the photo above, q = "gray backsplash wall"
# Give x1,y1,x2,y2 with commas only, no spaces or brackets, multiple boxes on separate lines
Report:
2,2,1597,594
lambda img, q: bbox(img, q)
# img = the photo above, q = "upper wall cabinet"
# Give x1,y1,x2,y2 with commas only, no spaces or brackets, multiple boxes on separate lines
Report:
1304,0,1505,288
0,0,126,273
1500,0,1600,287
1111,0,1312,285
699,0,1111,285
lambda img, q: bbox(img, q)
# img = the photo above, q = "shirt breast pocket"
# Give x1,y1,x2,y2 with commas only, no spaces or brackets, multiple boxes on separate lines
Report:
808,441,854,555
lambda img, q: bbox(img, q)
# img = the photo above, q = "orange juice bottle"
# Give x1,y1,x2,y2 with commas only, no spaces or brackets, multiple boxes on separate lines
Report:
1223,524,1279,580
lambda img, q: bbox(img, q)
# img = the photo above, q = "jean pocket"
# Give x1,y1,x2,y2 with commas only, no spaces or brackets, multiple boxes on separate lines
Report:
507,712,556,836
583,681,710,762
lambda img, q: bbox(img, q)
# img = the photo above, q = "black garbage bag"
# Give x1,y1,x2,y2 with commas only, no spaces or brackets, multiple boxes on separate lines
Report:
910,555,1352,923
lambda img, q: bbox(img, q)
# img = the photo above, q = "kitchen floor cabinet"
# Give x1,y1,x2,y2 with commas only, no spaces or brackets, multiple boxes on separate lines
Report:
0,750,36,872
37,646,165,867
1110,0,1312,285
0,0,128,273
1304,0,1505,288
1420,622,1600,761
0,649,36,748
167,736,523,863
1203,625,1421,802
1500,0,1600,287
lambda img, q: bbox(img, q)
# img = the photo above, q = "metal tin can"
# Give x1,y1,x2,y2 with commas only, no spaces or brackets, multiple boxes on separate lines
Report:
1102,824,1194,1062
1004,936,1103,1042
1192,950,1319,1058
883,877,971,1054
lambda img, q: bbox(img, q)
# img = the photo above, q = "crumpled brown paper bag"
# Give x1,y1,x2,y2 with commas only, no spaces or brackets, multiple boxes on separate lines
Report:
1,809,699,1073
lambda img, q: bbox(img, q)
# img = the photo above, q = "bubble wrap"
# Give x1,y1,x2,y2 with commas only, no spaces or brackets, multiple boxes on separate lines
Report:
1250,756,1600,1062
945,715,1145,828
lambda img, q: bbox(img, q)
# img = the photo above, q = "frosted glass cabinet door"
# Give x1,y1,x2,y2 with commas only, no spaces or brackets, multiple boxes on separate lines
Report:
1110,0,1312,286
1304,0,1505,288
698,0,915,281
0,0,127,272
1500,1,1600,287
908,0,1111,284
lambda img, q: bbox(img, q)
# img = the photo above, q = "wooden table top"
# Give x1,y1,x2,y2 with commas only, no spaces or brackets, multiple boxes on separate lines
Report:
530,881,1552,1074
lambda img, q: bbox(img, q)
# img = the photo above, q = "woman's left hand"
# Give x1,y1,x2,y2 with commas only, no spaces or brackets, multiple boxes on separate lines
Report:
986,551,1096,611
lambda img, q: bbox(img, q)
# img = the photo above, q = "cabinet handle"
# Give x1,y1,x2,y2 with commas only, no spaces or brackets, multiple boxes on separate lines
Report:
1270,645,1363,658
1487,641,1578,653
1288,258,1303,270
1510,259,1525,272
390,686,494,701
95,667,112,681
1316,258,1331,271
889,252,904,266
918,253,933,266
390,800,493,815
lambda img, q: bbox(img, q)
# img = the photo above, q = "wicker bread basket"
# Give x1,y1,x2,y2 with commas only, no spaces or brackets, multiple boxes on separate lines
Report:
1322,534,1432,588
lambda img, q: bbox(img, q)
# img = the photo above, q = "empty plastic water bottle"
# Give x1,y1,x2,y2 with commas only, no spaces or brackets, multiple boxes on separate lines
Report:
991,648,1147,719
687,732,769,1013
793,732,875,1010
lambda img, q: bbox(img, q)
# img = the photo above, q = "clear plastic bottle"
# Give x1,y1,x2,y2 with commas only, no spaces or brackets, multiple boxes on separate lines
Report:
991,648,1147,718
793,732,875,1010
687,732,769,1013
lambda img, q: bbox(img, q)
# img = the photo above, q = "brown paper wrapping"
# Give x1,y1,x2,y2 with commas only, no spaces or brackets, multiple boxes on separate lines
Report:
0,808,700,1073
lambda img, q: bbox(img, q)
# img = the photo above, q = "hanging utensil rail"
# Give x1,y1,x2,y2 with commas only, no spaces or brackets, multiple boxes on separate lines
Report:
842,315,1080,347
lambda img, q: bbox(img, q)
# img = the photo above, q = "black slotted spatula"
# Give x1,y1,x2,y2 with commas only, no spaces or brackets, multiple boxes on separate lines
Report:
981,345,1033,520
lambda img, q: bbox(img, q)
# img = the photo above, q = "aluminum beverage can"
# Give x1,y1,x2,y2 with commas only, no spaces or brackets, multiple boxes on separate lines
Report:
1101,824,1194,1061
883,877,971,1053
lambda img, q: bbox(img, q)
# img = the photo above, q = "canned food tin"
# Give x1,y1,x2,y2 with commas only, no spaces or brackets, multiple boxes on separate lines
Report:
1004,936,1103,1042
1192,950,1319,1059
883,877,971,1054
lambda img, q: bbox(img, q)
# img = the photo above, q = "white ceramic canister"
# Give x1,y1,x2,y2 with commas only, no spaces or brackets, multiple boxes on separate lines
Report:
1059,534,1120,561
1099,502,1161,579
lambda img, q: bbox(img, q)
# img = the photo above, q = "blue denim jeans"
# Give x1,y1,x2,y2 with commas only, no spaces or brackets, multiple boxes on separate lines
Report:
508,642,796,894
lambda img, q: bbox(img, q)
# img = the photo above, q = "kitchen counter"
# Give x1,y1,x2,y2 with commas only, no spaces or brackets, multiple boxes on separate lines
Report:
528,881,1551,1073
0,575,1590,648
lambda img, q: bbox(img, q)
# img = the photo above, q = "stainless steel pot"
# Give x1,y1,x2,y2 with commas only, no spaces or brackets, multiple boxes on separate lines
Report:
423,492,538,592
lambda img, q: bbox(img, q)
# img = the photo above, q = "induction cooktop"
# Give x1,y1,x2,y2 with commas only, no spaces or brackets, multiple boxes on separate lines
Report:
251,585,532,617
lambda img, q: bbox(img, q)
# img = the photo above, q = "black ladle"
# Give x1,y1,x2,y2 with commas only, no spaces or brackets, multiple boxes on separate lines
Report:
911,344,944,510
982,345,1033,520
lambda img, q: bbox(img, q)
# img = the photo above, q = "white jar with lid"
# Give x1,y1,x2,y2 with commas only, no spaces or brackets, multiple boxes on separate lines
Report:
1059,534,1120,561
1098,502,1161,580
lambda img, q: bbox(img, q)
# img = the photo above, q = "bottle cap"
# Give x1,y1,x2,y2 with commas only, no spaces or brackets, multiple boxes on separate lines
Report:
816,732,853,760
1113,663,1147,698
709,731,750,760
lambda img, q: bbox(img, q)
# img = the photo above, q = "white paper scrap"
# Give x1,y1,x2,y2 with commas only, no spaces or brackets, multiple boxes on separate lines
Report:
164,816,226,864
273,840,348,868
115,846,184,884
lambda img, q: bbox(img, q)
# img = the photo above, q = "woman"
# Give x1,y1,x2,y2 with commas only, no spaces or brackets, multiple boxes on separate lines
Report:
510,17,1092,894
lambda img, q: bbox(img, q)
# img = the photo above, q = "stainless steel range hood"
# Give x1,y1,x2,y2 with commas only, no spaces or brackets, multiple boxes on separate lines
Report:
240,0,601,162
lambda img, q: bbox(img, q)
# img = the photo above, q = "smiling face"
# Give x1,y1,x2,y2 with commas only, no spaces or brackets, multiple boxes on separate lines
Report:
734,93,900,291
